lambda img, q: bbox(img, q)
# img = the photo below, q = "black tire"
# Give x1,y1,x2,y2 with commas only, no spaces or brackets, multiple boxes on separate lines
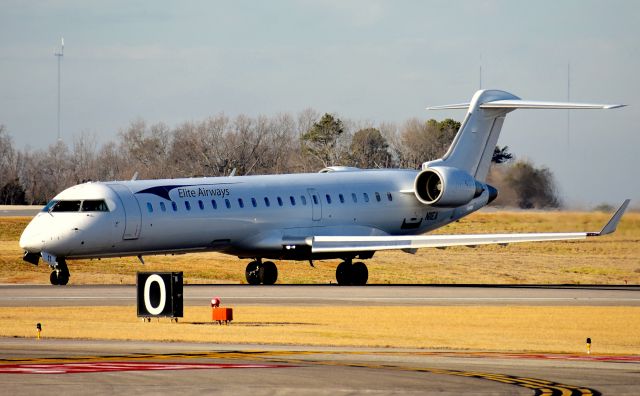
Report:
336,261,352,285
49,271,60,286
57,271,70,286
351,262,368,286
262,261,278,285
245,261,262,285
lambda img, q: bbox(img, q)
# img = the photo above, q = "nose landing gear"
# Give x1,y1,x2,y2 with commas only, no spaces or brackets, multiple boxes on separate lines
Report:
49,259,70,286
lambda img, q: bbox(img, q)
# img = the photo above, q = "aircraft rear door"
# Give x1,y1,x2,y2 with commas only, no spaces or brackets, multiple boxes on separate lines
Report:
307,188,322,221
107,183,142,240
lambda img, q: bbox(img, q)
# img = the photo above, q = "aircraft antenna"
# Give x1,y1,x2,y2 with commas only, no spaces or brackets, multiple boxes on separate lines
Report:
54,37,64,142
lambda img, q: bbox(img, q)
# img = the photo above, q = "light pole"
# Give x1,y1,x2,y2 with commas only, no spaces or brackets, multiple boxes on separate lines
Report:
54,37,64,141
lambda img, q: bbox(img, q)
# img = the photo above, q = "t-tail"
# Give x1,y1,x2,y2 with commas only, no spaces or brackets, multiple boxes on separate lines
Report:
412,89,624,207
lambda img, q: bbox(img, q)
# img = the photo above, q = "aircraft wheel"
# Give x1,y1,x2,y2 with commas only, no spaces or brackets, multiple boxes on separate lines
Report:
336,261,352,285
49,271,60,286
351,262,368,286
261,261,278,285
57,271,70,286
245,261,262,285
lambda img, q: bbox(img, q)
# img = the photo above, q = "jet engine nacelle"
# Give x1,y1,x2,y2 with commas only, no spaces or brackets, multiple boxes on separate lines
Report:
414,166,484,207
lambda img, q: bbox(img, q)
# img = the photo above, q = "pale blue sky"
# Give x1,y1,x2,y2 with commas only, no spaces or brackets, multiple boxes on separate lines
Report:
1,1,638,206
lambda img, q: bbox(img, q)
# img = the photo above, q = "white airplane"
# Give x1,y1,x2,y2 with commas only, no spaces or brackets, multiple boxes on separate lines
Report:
20,89,629,286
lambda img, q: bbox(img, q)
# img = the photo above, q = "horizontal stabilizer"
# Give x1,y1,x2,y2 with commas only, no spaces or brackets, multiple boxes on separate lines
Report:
428,100,625,111
480,100,625,110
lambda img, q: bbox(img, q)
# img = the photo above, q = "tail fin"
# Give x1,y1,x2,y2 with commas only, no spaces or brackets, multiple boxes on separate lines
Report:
425,89,624,182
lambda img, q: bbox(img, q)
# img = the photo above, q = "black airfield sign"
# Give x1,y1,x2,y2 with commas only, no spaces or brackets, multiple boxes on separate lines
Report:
136,272,183,318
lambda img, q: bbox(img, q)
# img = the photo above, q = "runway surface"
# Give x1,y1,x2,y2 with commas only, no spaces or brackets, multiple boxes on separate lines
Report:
1,284,639,307
1,338,639,395
1,284,639,394
0,205,40,217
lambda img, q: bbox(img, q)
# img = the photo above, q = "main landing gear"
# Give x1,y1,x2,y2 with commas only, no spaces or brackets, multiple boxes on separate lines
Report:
336,260,368,285
49,259,70,286
245,260,278,285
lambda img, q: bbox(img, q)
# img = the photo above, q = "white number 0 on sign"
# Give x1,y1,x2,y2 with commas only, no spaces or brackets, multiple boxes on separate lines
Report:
143,274,166,315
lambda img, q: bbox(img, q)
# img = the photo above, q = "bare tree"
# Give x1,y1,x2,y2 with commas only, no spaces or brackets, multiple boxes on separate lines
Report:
119,120,172,179
0,125,18,188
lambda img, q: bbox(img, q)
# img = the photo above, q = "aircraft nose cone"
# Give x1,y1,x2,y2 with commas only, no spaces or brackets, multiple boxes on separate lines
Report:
19,218,45,253
19,228,43,252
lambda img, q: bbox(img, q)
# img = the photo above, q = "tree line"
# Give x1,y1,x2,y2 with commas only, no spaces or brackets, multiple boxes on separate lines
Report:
0,112,559,208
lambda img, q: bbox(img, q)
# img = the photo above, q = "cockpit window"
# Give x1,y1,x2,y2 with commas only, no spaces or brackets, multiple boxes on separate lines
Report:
47,200,109,212
51,200,81,212
81,200,109,212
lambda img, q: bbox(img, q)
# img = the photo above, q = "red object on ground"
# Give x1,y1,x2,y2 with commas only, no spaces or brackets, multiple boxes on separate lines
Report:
212,307,233,324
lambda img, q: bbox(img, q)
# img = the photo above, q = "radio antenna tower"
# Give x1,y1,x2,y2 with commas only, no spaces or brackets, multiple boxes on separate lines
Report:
54,37,64,141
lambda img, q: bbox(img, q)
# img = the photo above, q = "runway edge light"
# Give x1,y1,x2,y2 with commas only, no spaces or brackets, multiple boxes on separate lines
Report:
586,337,591,354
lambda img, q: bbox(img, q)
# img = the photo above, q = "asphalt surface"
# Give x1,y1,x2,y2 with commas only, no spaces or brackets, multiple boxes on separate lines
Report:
0,206,40,217
0,338,638,395
1,285,639,394
0,284,639,307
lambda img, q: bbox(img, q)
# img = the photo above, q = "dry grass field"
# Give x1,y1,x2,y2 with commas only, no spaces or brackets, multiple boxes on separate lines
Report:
0,305,638,354
1,210,639,285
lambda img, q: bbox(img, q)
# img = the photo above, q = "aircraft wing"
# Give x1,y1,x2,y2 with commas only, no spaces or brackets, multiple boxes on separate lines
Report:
310,200,630,254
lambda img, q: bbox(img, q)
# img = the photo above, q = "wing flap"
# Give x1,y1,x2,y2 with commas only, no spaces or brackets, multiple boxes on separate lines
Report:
311,200,630,254
312,232,587,253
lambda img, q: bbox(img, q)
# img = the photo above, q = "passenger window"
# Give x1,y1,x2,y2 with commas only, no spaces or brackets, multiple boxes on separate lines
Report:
159,202,166,212
387,192,393,201
251,197,257,207
172,202,178,211
238,198,244,208
277,197,283,206
198,200,204,210
375,192,381,202
225,199,231,209
146,202,153,213
51,200,81,212
351,193,357,203
81,200,109,212
300,195,307,205
264,197,270,207
211,199,217,209
185,201,191,211
338,194,344,203
325,194,332,204
290,196,296,206
363,193,369,203
312,195,319,205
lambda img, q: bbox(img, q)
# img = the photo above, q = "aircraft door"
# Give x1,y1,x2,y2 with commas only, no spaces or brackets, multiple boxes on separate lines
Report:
307,188,322,221
107,183,142,240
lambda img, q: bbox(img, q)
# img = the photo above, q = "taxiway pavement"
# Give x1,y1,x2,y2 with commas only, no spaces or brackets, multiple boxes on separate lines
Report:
0,284,639,307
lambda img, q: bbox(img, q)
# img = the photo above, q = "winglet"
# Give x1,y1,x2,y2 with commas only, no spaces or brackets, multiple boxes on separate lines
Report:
589,199,631,236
